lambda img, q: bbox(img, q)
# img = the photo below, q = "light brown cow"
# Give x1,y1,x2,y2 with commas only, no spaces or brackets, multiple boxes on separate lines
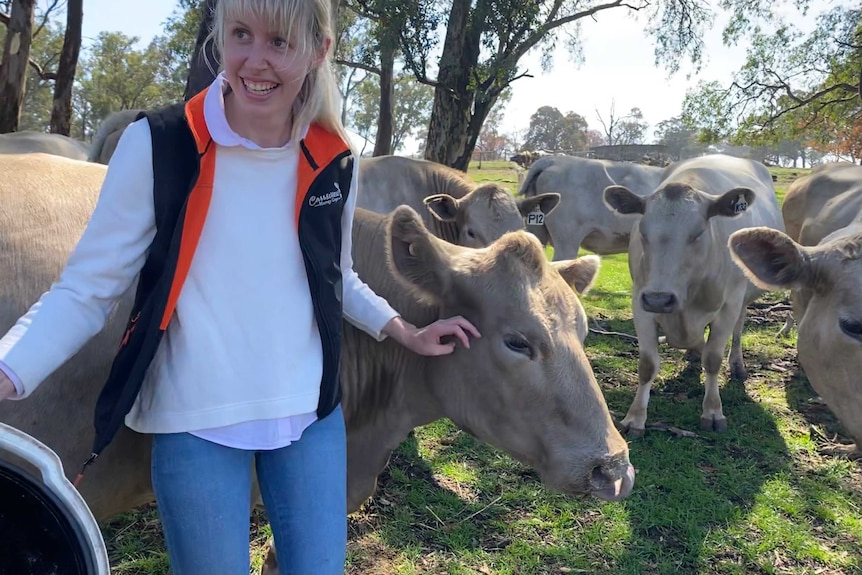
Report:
87,109,143,165
604,154,784,435
0,130,90,160
775,162,862,336
520,155,665,259
358,155,561,247
781,162,862,246
0,153,633,571
729,162,862,457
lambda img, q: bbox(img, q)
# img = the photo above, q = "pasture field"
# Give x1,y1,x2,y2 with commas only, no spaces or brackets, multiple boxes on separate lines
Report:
105,160,862,575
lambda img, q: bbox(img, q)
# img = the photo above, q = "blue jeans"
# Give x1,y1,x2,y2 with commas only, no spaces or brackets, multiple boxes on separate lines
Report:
151,405,347,575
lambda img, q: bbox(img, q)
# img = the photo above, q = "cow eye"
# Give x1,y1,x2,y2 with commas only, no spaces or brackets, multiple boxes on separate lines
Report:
689,229,705,243
839,318,862,341
466,228,476,239
504,334,533,358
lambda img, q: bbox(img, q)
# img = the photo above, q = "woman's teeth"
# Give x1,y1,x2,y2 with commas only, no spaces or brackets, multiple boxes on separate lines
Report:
244,80,277,94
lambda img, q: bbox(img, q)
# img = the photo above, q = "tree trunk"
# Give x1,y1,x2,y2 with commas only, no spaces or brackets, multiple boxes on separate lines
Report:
459,95,497,169
49,0,82,135
0,0,36,133
372,40,394,157
423,0,475,170
330,0,340,37
184,0,219,101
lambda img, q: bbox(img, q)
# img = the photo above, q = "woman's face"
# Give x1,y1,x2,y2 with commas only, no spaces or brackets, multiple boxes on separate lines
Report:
222,12,319,122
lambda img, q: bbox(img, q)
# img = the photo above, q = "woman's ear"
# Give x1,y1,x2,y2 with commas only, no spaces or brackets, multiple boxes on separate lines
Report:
313,37,331,69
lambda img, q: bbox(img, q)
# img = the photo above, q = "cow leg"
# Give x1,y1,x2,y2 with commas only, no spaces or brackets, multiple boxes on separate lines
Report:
777,316,795,338
728,305,748,382
346,417,415,513
777,290,802,338
701,306,740,432
620,315,660,438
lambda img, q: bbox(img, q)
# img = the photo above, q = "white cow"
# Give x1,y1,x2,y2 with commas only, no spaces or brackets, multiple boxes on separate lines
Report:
604,154,784,435
519,155,665,259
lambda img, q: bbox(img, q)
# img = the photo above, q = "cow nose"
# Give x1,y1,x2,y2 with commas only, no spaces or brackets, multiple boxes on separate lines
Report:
641,291,678,313
590,460,636,501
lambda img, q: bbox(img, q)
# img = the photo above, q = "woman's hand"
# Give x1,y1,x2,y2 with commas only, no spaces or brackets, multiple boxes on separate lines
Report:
382,315,481,356
0,373,16,402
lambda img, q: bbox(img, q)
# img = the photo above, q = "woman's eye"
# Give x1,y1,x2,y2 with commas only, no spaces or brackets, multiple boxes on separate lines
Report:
273,38,287,48
504,335,532,358
839,317,862,340
234,28,249,39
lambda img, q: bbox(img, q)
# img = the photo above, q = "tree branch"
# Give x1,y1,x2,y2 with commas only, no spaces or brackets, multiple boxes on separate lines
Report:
488,0,648,91
344,0,381,22
32,0,61,39
335,58,382,76
27,58,57,81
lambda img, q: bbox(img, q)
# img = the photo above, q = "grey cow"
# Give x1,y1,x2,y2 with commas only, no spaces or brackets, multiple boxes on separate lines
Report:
604,154,784,435
519,155,664,259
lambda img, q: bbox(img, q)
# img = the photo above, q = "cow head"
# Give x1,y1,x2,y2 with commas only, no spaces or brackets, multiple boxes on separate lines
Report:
604,182,755,313
729,226,862,449
424,183,560,248
387,206,634,501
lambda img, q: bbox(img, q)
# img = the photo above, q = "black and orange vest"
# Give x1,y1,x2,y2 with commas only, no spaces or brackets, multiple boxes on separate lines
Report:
86,88,354,463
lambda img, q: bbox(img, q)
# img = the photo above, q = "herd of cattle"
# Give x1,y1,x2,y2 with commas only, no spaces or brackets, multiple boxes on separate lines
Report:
1,112,861,549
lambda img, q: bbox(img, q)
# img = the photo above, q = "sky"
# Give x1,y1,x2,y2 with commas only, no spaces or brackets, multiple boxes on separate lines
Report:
72,0,830,143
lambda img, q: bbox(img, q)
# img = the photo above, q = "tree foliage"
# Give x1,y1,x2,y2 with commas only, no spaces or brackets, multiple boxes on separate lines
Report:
654,115,701,159
2,0,200,139
76,32,183,135
682,4,861,155
368,0,714,170
522,105,589,152
351,69,434,154
595,101,649,146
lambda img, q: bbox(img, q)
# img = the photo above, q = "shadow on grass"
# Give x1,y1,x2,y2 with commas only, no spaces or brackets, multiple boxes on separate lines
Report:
603,336,794,574
350,428,514,559
350,346,792,574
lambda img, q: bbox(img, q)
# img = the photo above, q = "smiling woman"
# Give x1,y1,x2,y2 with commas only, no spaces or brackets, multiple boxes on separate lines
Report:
213,0,328,148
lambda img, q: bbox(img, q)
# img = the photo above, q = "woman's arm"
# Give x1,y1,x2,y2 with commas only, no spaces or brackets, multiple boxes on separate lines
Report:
339,156,479,356
0,119,158,399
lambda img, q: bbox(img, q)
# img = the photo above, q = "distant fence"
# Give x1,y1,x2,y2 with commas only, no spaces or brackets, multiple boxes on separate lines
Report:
588,144,670,163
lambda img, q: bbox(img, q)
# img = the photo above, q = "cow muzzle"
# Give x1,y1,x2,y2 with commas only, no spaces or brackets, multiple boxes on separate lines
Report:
641,291,679,314
589,457,636,501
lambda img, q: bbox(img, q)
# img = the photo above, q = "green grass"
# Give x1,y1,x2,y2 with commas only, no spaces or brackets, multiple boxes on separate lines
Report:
467,159,523,194
106,162,861,575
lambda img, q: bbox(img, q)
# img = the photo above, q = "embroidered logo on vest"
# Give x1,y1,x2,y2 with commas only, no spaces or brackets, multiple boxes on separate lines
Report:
309,182,343,207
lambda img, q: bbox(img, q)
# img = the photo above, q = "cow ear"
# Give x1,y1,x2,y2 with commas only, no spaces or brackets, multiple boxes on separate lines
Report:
728,227,810,290
424,194,460,222
604,185,645,215
517,193,561,219
708,187,756,219
388,205,453,302
552,255,601,294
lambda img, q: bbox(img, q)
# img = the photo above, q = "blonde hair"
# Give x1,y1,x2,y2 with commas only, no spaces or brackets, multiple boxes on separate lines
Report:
205,0,353,150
